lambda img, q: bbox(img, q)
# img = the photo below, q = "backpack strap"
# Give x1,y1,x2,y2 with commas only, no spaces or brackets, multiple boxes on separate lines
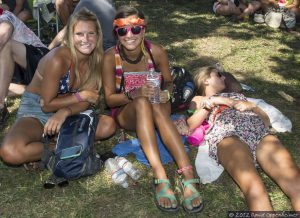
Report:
39,135,55,170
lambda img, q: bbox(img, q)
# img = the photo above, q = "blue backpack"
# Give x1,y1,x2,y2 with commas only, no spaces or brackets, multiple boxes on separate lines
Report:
42,110,102,185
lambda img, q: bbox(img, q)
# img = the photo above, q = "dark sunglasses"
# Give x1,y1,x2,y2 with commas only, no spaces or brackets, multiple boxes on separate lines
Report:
217,71,223,77
115,25,144,37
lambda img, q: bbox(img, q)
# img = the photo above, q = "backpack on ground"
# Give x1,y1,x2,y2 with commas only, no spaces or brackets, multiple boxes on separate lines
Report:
170,66,196,113
41,110,103,186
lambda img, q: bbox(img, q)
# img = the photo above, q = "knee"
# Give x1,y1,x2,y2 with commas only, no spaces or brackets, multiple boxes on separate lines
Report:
0,142,24,165
0,40,12,55
96,115,117,140
134,97,152,111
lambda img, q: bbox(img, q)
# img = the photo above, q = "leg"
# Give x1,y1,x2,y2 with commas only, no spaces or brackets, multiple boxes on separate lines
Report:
55,0,73,26
216,2,242,16
152,103,202,211
0,117,44,165
117,97,177,209
217,136,273,211
0,40,26,108
95,114,116,140
256,135,300,210
17,10,32,22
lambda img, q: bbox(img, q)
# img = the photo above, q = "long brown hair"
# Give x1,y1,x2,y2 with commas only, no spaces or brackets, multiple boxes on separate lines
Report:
63,7,103,90
193,66,217,96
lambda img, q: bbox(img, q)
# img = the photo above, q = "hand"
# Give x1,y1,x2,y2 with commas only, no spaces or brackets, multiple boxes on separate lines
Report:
200,99,214,110
79,90,99,104
233,101,256,112
139,83,156,98
43,108,69,135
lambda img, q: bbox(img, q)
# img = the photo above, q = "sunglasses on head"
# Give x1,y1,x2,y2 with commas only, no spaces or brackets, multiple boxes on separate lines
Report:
115,25,144,37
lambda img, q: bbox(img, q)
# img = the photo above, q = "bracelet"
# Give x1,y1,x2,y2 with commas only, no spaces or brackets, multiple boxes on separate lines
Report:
123,91,133,100
66,106,72,115
74,92,83,102
177,165,193,174
163,90,171,101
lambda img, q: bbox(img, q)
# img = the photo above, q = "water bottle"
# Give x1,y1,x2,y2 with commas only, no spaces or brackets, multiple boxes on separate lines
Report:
105,158,129,188
183,82,195,102
146,70,161,104
115,156,142,181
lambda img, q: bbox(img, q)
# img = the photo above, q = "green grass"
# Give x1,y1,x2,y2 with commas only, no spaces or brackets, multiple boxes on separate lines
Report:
1,0,300,217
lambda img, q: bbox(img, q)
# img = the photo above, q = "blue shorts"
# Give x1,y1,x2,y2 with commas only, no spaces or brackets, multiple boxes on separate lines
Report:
16,91,54,126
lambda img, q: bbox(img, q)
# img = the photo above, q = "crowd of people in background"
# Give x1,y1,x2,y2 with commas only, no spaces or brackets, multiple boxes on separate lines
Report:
0,0,299,214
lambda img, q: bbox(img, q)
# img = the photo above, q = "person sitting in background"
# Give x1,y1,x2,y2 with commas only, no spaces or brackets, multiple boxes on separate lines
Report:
54,0,79,26
213,0,261,21
0,6,49,126
1,0,32,22
188,66,300,211
49,0,116,51
0,8,116,168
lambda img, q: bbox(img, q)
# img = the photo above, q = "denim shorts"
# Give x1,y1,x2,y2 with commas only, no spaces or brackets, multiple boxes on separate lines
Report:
16,91,54,126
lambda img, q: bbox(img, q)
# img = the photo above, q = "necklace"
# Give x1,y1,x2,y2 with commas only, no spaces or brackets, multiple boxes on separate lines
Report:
120,45,144,64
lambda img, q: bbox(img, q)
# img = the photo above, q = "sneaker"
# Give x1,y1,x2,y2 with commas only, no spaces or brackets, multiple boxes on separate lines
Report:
0,104,9,126
254,13,265,23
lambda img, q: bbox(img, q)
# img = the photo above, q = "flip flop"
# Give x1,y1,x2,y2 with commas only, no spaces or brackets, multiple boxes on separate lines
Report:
180,178,204,213
153,178,179,212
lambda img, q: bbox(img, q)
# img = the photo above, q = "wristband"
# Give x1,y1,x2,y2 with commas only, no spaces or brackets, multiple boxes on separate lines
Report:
74,92,83,102
124,91,133,100
163,90,170,101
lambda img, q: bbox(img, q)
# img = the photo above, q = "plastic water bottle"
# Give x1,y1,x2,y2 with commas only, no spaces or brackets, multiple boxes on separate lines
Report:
105,158,129,188
183,82,195,102
115,156,142,181
146,70,161,104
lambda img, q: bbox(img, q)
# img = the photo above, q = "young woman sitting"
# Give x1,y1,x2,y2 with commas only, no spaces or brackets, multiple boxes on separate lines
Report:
101,5,203,213
0,8,116,169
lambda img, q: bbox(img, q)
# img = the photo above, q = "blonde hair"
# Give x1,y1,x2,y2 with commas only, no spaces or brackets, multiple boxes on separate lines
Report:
193,66,217,96
63,7,103,91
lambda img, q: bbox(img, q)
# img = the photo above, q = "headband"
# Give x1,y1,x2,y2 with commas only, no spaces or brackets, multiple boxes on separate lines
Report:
113,17,145,27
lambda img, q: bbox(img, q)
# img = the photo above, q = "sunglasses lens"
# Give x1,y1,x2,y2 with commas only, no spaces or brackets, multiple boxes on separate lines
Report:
218,72,222,77
131,26,142,35
117,27,128,36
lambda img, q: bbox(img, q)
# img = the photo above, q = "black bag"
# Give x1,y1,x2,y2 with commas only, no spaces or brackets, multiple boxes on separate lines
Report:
42,110,103,187
170,66,195,113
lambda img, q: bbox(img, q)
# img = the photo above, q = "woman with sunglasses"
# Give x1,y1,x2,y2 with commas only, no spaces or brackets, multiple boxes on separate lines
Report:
0,8,116,169
102,6,203,213
188,66,300,211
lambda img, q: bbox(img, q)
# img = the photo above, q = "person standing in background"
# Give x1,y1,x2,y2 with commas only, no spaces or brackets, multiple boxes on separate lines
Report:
49,0,116,51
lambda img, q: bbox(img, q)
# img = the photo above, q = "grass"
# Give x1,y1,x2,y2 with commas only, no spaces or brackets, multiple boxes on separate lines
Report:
1,0,300,217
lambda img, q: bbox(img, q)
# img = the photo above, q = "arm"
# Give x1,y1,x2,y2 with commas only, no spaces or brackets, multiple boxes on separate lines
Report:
0,21,14,51
13,0,25,16
39,47,97,114
234,101,270,127
151,44,173,103
48,26,67,50
101,48,132,108
187,108,210,131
